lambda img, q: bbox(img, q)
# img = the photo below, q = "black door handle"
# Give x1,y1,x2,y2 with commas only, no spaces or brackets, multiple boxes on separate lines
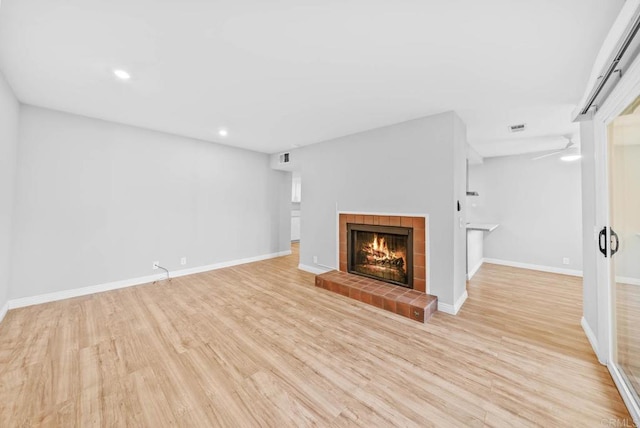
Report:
610,228,620,257
599,227,621,258
599,227,608,257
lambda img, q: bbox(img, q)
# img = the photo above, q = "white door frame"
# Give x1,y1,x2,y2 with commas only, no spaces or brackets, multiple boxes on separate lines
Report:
593,50,640,423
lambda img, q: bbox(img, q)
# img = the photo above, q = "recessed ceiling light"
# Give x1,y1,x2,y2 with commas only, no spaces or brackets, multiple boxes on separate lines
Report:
113,69,131,80
560,154,582,162
218,128,228,137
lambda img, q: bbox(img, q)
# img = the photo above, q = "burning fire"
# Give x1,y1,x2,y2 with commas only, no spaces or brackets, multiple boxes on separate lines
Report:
355,232,408,282
362,233,407,273
371,234,392,259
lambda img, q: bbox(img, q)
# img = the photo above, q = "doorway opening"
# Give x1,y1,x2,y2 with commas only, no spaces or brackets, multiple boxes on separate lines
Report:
290,171,301,265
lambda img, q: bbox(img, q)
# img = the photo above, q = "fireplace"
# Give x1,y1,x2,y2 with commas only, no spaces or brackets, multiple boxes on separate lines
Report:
347,224,413,288
318,214,433,323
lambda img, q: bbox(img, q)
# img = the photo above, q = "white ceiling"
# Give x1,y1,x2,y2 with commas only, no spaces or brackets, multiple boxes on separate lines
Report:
0,0,624,155
458,104,581,158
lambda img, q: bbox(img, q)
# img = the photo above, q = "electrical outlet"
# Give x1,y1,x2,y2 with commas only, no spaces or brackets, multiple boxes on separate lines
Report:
153,261,159,270
180,257,187,266
562,257,570,265
313,256,318,264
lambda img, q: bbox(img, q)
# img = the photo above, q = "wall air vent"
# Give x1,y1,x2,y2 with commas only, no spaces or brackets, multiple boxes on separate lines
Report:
508,123,527,133
279,152,290,164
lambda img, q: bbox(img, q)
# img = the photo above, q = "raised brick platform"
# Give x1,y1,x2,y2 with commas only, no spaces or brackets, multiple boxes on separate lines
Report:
315,270,438,323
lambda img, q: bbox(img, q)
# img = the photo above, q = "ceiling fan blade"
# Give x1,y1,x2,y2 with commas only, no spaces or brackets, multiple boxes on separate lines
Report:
532,150,562,161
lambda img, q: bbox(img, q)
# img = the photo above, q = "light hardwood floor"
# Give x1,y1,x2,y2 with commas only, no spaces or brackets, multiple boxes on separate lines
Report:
0,244,632,426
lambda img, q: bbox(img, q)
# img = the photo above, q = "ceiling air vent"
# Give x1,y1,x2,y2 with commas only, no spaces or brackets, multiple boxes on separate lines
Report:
508,123,527,133
279,152,290,164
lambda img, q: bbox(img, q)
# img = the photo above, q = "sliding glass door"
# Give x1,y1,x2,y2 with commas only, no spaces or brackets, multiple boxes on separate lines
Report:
607,97,640,406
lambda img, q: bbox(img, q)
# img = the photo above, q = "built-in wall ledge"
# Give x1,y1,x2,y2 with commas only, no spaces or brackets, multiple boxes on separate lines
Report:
466,223,499,232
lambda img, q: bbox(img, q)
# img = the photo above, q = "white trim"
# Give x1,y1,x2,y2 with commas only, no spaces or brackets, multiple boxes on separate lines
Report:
581,316,603,364
0,300,8,323
582,6,640,421
609,362,640,426
168,250,291,278
298,263,332,275
483,258,583,277
438,289,468,315
594,112,613,367
467,260,483,280
9,273,165,309
594,45,640,374
8,250,292,310
615,276,640,286
337,210,430,217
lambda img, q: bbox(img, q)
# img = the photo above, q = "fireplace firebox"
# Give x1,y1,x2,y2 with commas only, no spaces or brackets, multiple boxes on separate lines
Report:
347,224,413,288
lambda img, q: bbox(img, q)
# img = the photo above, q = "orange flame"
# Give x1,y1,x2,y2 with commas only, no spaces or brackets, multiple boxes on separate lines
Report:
371,234,391,258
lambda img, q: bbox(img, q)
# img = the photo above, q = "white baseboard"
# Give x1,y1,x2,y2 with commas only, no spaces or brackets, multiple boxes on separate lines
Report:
615,276,640,286
8,250,292,310
298,263,332,275
438,289,468,315
467,260,483,280
169,250,292,279
581,316,603,364
9,272,166,309
483,258,583,277
0,300,8,323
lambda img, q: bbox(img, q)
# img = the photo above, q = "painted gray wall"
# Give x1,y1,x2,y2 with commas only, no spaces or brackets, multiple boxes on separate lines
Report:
468,152,583,271
0,71,19,309
452,114,467,302
289,112,467,307
580,120,598,335
11,106,291,299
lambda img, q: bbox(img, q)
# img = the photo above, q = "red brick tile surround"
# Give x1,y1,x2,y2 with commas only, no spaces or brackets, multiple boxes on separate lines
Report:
338,214,427,292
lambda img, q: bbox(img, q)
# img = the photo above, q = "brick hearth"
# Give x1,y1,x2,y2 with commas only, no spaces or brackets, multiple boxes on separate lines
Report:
314,213,437,323
315,270,438,323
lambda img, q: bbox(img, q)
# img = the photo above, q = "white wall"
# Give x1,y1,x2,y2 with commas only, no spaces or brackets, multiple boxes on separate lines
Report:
580,120,599,336
467,230,483,277
10,106,291,300
0,71,19,313
468,152,583,272
285,112,467,308
452,114,467,303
